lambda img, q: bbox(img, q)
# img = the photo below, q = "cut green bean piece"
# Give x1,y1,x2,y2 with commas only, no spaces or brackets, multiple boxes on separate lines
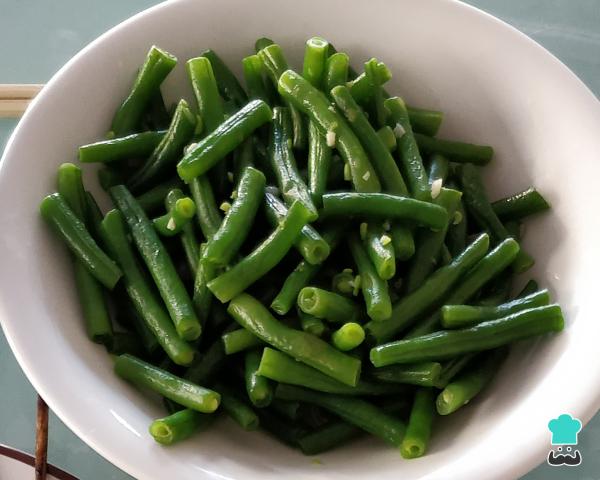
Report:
242,55,269,103
162,189,200,275
308,120,332,207
428,154,449,185
115,354,220,412
276,384,406,448
348,233,392,322
258,348,404,396
228,294,361,386
189,175,222,240
492,187,550,222
245,349,273,408
269,107,318,220
135,178,183,213
177,100,273,181
371,305,563,366
101,210,195,366
187,56,224,133
298,287,361,323
364,223,396,280
371,362,442,387
208,201,311,303
434,354,476,388
222,328,264,355
437,349,506,415
517,279,539,298
377,125,397,152
149,409,211,445
332,322,365,351
79,130,166,164
110,185,201,340
365,233,490,344
347,60,391,104
128,100,196,192
322,192,447,231
111,46,177,136
303,36,329,88
299,311,328,337
442,289,550,328
401,388,436,459
324,52,349,93
152,192,196,237
215,383,259,431
184,338,226,386
40,193,122,289
415,133,494,165
406,106,444,137
278,70,381,193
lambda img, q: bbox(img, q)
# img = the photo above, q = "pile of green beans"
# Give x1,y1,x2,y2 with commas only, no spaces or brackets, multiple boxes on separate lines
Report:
39,38,562,459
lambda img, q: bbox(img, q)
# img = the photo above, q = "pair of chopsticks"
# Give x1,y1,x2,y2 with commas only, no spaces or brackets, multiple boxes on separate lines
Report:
35,395,49,480
0,84,44,117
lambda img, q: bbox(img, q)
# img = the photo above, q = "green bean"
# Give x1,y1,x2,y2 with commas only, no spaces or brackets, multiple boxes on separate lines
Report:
324,52,349,93
232,138,255,185
202,166,265,268
384,97,430,201
347,60,391,104
144,91,171,130
270,226,344,315
192,244,215,323
434,354,476,388
303,36,329,88
187,56,224,133
200,49,247,107
110,46,177,136
229,294,361,386
276,384,406,447
258,347,404,396
332,322,365,351
208,201,311,302
242,55,269,103
84,191,105,244
442,289,550,328
491,187,550,222
214,383,259,431
365,233,490,344
127,100,196,192
370,305,563,366
406,238,521,338
161,189,200,275
113,289,158,354
446,198,468,258
72,262,113,344
264,192,329,265
177,100,273,181
56,162,88,220
415,133,493,165
98,167,126,191
299,311,328,337
331,269,356,296
245,349,273,407
79,130,166,164
459,163,533,273
40,193,122,289
428,154,449,185
149,409,211,445
297,287,361,323
477,272,513,306
184,338,226,386
332,85,409,196
109,185,201,340
257,44,307,149
100,210,195,366
135,177,183,214
307,120,332,207
222,328,264,355
189,175,222,240
269,107,318,220
370,362,442,387
152,192,196,237
278,70,381,192
348,233,392,322
114,354,220,412
364,223,396,280
406,106,444,137
436,349,506,415
404,188,462,293
322,193,447,230
401,388,435,459
517,279,539,298
377,125,397,152
391,224,416,261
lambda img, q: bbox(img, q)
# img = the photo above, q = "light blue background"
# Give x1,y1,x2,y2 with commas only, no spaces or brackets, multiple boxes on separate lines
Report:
1,1,598,478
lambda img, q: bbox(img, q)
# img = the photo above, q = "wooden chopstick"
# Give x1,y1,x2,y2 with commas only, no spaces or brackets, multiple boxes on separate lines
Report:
0,84,44,118
35,395,49,480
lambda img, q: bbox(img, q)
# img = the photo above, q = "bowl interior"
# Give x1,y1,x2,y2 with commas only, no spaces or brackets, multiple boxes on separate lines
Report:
1,0,600,479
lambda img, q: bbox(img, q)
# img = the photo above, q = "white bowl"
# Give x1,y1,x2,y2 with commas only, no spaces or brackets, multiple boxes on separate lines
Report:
1,0,600,478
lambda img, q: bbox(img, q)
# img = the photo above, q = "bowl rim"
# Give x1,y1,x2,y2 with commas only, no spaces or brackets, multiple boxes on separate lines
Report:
2,0,600,478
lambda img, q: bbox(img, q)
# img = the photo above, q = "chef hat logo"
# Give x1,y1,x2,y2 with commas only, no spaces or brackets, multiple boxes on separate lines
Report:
548,414,582,445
